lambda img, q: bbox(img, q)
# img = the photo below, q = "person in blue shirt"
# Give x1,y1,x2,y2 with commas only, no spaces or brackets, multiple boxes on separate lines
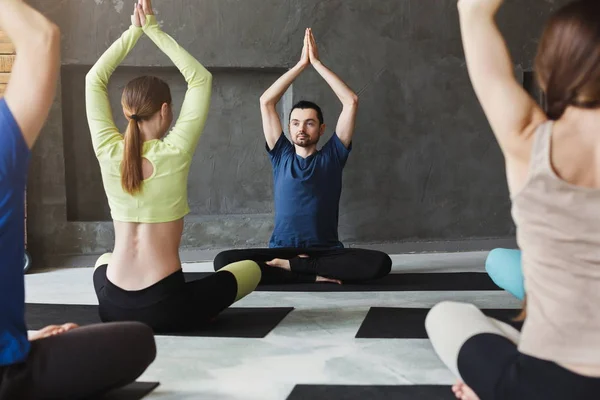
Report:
214,29,391,284
0,1,155,398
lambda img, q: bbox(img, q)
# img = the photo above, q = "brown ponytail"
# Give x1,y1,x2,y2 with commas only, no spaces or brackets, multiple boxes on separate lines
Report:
120,76,172,195
535,0,600,120
121,116,144,194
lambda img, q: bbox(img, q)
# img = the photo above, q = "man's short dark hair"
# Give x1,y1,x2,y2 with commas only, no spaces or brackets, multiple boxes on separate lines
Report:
289,100,324,125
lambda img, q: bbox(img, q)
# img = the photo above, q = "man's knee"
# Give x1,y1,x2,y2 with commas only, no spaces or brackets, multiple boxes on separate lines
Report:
376,252,392,278
368,251,392,279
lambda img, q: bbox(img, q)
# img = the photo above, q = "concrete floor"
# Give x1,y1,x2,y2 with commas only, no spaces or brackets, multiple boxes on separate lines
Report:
25,251,519,400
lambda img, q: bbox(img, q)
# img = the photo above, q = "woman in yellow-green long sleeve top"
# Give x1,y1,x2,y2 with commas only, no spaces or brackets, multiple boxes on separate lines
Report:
85,0,260,332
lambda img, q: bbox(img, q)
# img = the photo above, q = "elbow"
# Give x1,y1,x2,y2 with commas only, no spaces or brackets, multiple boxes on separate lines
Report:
85,69,97,86
27,22,61,71
259,95,275,107
198,62,213,81
345,94,359,108
191,67,212,87
35,21,61,53
47,22,61,47
9,15,60,52
189,71,212,89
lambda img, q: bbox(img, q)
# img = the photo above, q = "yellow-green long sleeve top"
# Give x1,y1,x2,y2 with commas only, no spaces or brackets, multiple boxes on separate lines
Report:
85,16,212,223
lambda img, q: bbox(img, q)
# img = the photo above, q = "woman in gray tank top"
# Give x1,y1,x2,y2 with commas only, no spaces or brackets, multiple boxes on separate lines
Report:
425,1,600,399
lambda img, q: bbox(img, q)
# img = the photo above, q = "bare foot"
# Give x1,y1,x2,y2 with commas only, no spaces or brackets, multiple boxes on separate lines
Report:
29,323,79,341
452,381,480,400
266,256,341,284
316,276,342,284
265,258,291,271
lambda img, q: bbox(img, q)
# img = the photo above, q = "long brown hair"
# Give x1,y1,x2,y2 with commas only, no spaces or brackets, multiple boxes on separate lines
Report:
120,76,171,194
535,0,600,120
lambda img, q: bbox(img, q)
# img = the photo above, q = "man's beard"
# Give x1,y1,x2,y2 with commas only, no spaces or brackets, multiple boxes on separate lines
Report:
292,134,318,147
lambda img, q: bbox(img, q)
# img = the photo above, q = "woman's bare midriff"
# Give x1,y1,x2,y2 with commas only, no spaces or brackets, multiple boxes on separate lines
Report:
106,218,184,290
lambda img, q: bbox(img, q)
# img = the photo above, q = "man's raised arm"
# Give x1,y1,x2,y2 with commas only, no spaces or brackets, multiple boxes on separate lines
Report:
260,29,312,150
308,29,358,149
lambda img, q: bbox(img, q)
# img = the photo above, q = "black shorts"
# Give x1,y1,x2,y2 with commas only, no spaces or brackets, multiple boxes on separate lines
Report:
93,265,238,332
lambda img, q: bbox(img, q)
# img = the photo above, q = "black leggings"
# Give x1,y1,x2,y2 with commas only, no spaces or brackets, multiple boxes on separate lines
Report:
0,322,155,400
459,334,600,400
426,301,600,400
214,247,392,284
94,263,259,332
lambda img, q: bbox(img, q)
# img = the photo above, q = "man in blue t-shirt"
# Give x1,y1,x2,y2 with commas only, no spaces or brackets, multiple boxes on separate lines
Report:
0,1,156,398
214,29,391,284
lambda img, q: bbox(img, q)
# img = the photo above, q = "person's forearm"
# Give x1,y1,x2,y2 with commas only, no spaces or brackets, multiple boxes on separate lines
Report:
0,0,59,50
141,15,212,154
312,61,358,106
458,4,514,101
85,25,142,153
260,63,306,106
457,1,545,150
86,26,143,92
142,16,212,86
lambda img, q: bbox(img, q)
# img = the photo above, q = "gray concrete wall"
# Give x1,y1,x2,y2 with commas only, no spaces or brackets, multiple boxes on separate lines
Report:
26,0,568,258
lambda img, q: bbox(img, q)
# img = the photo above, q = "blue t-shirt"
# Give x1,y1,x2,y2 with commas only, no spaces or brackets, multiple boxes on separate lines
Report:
0,98,31,366
268,133,351,248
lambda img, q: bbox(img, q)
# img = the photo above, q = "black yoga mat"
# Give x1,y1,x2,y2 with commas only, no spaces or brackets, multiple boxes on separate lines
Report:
355,307,522,339
185,272,501,292
287,384,454,400
25,303,293,339
96,382,159,400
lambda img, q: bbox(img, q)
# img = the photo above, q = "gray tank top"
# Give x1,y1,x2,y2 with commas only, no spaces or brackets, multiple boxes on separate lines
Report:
512,121,600,364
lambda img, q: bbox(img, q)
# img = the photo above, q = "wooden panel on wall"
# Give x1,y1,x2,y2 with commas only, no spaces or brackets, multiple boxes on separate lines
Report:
0,31,15,54
0,31,11,95
0,55,15,73
0,43,14,54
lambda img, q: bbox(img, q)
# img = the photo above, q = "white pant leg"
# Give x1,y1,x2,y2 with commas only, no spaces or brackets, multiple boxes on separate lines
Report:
425,301,521,380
